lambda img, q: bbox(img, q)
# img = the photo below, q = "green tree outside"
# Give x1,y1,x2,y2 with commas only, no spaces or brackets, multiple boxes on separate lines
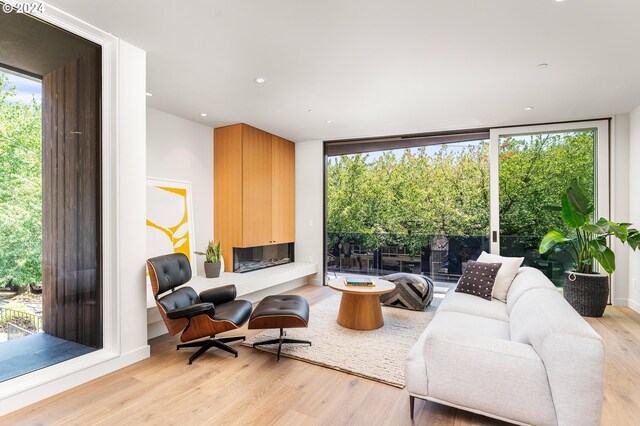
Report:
0,73,42,287
328,132,594,257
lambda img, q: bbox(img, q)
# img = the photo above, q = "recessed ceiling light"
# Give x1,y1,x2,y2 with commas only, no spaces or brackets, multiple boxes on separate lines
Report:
200,113,208,117
555,0,565,2
524,106,534,111
254,77,266,84
145,92,153,97
536,63,549,68
325,120,333,124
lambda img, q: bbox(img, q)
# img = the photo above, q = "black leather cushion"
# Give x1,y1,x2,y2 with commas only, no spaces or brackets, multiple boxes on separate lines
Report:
148,253,192,295
166,302,214,320
158,287,201,313
213,299,252,326
200,285,237,306
250,295,310,323
455,260,502,301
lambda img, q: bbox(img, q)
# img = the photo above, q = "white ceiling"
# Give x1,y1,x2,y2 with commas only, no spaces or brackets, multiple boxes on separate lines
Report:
47,0,640,142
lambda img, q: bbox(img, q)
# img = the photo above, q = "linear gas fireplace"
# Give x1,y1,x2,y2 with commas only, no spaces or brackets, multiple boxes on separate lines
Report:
233,243,294,273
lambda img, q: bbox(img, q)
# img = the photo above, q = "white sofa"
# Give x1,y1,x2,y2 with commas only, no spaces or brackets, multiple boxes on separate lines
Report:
405,267,605,426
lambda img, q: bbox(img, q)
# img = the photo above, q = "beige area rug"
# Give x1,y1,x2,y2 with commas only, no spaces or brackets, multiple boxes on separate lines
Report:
243,292,444,388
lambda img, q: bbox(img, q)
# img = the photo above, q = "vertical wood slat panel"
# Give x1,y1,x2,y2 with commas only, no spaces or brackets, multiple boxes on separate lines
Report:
64,58,78,342
214,124,244,272
41,69,54,337
241,125,273,247
41,50,101,348
271,135,295,243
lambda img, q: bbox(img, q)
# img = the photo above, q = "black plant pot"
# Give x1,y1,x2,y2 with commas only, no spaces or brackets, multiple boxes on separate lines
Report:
563,271,609,317
204,261,222,278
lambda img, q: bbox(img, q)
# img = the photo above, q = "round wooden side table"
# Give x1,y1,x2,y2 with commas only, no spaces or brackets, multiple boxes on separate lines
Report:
327,277,396,330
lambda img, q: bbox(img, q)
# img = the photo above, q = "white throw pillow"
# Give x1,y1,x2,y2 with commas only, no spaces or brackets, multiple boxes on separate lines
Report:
477,251,524,302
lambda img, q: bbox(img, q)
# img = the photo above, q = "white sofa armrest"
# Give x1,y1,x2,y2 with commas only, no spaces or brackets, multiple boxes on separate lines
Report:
424,331,557,426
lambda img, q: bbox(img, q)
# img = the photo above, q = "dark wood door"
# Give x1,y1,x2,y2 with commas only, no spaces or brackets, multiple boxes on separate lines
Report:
41,50,102,348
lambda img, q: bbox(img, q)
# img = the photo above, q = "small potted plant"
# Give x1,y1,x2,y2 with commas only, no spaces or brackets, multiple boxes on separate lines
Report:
539,179,639,316
195,240,222,278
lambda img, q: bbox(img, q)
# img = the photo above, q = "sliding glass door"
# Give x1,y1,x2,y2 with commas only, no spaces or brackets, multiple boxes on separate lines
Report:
489,121,609,286
324,121,609,288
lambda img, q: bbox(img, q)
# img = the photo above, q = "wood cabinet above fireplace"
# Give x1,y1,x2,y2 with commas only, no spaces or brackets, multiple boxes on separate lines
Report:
214,124,295,271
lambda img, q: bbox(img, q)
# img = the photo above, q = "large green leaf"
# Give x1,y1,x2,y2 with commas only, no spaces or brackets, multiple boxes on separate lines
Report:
608,221,628,242
566,179,594,216
589,243,615,274
583,217,609,235
627,229,640,250
561,193,586,228
540,230,569,254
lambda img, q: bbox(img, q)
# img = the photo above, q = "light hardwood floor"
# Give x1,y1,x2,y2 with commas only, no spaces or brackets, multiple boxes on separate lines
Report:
3,285,639,426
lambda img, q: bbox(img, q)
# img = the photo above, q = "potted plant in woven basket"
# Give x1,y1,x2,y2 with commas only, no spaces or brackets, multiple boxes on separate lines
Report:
539,179,640,317
195,240,222,278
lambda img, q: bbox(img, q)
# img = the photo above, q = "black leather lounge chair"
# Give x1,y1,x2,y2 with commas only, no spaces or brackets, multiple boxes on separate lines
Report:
146,253,252,364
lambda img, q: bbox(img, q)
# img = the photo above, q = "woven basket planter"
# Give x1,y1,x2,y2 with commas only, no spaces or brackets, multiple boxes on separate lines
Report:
563,271,609,317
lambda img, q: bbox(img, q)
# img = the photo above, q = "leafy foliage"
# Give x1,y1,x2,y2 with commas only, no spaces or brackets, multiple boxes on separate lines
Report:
539,180,638,274
195,240,221,263
0,74,42,287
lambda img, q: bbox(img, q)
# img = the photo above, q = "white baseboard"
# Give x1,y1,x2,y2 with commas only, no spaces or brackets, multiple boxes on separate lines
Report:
0,345,150,416
628,298,640,314
148,320,169,340
613,297,629,306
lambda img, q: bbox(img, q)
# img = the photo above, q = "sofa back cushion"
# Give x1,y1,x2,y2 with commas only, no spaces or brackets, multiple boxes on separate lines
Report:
509,287,605,426
506,267,556,314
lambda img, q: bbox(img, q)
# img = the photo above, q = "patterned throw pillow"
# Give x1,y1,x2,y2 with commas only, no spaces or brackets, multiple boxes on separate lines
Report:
455,260,502,300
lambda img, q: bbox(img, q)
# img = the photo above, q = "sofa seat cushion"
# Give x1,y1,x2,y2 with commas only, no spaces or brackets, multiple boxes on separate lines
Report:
430,311,510,341
423,314,556,426
437,291,509,323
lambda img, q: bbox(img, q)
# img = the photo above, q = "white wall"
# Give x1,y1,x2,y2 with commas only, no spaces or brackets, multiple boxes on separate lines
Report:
146,108,214,274
628,106,640,313
295,140,324,285
116,42,149,355
611,114,631,306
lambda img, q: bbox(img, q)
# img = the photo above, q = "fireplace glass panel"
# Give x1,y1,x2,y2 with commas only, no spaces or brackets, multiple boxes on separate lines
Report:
233,243,294,273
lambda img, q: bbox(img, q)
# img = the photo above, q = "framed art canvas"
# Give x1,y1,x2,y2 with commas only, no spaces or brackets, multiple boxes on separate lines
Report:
146,178,197,281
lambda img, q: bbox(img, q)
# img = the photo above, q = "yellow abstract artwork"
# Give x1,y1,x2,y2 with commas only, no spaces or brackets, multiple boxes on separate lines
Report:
146,179,196,278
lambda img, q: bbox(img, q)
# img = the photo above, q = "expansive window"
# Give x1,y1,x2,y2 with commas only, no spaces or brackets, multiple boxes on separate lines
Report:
325,121,608,288
326,136,490,286
0,8,102,382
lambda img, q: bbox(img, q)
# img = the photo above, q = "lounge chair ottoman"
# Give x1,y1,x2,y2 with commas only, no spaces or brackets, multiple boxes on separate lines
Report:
248,295,311,361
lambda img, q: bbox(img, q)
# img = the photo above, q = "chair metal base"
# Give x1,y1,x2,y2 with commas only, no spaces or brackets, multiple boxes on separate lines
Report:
177,335,245,364
252,328,311,361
